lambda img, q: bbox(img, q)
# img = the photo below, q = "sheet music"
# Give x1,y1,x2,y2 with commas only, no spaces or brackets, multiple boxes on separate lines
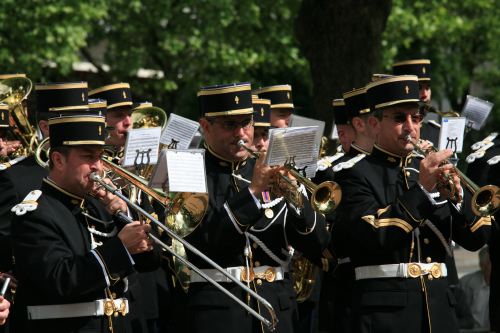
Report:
461,95,494,130
166,149,207,193
148,148,168,189
161,113,200,149
265,126,318,168
122,127,161,167
438,117,466,153
188,131,203,149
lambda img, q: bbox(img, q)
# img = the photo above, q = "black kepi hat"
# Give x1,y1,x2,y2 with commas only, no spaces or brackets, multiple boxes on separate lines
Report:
332,99,349,125
48,115,106,148
198,82,253,117
251,95,271,127
88,83,133,110
392,59,431,81
35,82,88,117
366,75,420,110
254,84,294,110
343,87,372,120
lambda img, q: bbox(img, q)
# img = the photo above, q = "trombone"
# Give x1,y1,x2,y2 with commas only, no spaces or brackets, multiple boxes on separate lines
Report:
407,135,499,217
90,172,278,331
237,140,341,214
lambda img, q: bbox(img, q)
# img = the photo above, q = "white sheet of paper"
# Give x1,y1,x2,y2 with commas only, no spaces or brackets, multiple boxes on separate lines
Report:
438,117,467,153
265,126,318,173
188,131,203,149
161,113,200,149
122,127,161,167
166,149,207,193
461,95,494,130
330,124,338,140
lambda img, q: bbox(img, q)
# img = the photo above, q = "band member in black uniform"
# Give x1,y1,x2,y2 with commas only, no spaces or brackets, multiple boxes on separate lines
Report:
316,86,378,333
466,132,500,331
186,82,329,333
11,114,156,333
335,75,491,333
0,82,93,273
90,83,172,333
254,84,294,128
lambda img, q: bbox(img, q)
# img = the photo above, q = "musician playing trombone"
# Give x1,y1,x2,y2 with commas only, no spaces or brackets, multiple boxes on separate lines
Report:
11,114,157,333
186,83,329,333
334,75,492,333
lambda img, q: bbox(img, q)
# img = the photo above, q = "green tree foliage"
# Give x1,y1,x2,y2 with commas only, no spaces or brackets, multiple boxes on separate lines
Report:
0,0,108,78
382,0,500,145
85,0,308,119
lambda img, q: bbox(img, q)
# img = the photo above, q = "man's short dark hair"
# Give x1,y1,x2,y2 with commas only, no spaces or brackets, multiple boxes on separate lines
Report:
48,146,71,170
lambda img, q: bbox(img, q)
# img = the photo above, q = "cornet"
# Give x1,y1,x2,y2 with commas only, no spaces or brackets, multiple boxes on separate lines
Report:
237,140,341,214
407,135,498,217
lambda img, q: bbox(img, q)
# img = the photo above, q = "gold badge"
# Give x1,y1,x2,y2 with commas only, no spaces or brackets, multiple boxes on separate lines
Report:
123,91,127,99
264,268,276,282
287,92,291,100
422,66,426,74
405,85,410,94
430,263,442,279
82,92,85,101
265,208,274,219
234,95,239,104
99,126,102,136
240,267,254,282
407,263,422,278
1,113,4,121
104,300,114,317
260,107,264,117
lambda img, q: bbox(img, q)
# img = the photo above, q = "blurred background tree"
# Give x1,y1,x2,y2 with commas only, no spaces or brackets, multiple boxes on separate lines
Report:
0,0,498,148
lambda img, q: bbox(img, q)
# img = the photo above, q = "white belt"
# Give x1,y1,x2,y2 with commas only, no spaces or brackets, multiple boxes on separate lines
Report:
355,263,447,280
27,298,129,320
190,266,287,283
338,257,351,265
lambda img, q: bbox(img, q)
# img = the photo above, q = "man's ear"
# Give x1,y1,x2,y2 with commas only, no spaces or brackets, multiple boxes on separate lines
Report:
351,117,364,132
50,151,66,171
199,117,210,135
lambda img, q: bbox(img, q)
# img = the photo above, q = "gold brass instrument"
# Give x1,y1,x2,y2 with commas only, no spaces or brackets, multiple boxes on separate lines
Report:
89,172,278,331
100,157,208,238
0,77,38,158
131,103,167,130
237,140,341,214
407,135,499,217
34,137,51,169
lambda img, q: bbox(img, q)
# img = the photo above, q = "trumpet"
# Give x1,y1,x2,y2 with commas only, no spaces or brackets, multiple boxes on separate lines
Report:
237,140,341,214
90,172,278,331
407,135,499,217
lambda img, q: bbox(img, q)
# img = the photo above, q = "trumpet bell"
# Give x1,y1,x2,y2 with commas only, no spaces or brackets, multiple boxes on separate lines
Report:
311,181,342,214
131,106,167,130
166,192,209,238
472,184,500,217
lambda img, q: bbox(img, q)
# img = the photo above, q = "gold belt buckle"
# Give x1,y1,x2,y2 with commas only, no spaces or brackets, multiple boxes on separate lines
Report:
263,268,276,282
430,263,442,279
407,263,422,278
104,299,114,317
240,267,255,282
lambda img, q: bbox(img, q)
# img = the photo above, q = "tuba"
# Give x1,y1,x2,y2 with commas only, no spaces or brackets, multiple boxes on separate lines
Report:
0,77,38,158
407,135,499,217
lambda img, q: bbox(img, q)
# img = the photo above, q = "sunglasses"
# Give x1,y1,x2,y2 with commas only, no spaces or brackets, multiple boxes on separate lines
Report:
383,113,424,125
206,117,254,131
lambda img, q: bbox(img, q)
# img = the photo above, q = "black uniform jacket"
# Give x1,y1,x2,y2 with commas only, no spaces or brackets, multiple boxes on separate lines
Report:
12,178,159,333
335,144,491,333
466,136,499,331
314,143,369,333
185,145,329,333
0,155,47,272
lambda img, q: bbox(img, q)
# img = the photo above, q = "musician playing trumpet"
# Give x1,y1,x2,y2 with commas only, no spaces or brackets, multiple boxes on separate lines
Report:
187,83,329,333
334,75,491,333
